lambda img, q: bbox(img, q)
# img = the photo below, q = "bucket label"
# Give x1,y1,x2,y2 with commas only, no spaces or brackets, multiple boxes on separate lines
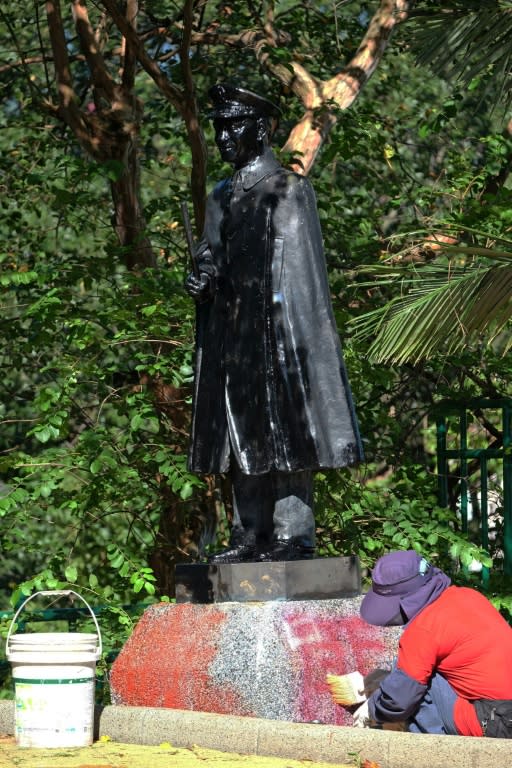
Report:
14,679,95,748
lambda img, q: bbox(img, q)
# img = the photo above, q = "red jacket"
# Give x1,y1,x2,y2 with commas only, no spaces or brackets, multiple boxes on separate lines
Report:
371,586,512,735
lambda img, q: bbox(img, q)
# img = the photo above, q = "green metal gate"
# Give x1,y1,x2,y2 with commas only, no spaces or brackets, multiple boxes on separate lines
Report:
436,398,512,579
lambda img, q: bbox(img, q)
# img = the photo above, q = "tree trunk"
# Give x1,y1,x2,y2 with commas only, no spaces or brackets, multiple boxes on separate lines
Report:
110,134,156,271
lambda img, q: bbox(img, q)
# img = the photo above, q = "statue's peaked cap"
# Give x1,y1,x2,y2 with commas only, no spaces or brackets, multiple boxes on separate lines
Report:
208,83,281,120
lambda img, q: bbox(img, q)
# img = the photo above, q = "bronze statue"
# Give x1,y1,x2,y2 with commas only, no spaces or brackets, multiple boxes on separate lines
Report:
185,83,363,564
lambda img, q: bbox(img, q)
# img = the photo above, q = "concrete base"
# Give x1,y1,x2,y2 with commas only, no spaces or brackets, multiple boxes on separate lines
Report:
109,596,400,726
175,555,361,603
0,701,510,768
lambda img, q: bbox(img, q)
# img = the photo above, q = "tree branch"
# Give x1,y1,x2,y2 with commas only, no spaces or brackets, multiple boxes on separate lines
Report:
277,0,412,173
100,0,185,113
179,0,208,231
121,0,138,91
325,0,410,106
71,0,115,100
45,0,91,142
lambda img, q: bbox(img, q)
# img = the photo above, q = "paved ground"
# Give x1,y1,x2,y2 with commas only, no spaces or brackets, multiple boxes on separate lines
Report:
0,735,354,768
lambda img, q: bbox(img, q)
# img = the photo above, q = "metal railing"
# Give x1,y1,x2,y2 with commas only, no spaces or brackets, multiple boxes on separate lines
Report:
436,398,512,580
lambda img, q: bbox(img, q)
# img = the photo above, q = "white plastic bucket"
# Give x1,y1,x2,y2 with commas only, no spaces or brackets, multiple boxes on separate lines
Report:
6,590,102,748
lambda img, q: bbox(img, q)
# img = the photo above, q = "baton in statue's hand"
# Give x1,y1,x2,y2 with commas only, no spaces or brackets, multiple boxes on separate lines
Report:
181,202,199,278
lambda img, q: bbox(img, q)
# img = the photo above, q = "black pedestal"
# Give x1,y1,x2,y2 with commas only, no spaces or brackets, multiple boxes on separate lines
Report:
175,555,361,604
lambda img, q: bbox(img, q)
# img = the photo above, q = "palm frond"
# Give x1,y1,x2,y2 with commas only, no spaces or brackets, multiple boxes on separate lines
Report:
407,1,512,111
388,222,512,250
352,262,512,364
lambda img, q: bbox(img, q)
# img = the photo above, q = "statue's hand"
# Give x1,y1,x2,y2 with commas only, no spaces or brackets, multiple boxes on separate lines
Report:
185,272,213,303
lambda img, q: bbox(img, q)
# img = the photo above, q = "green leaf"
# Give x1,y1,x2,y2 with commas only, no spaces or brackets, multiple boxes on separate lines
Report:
65,565,78,582
130,414,143,431
89,458,103,474
39,483,53,498
32,424,60,443
110,553,125,569
179,482,193,500
89,573,99,589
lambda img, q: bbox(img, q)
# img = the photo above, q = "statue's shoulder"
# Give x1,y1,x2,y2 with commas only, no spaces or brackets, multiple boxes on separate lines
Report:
272,166,314,200
206,178,231,210
211,178,231,198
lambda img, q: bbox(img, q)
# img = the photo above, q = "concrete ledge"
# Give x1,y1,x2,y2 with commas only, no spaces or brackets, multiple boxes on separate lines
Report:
0,700,510,768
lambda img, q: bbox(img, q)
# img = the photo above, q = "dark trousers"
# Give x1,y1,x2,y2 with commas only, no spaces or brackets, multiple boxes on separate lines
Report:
230,459,315,549
408,673,458,735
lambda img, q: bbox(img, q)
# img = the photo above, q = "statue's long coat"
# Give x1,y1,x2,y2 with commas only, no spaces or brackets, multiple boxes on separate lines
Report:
188,147,363,475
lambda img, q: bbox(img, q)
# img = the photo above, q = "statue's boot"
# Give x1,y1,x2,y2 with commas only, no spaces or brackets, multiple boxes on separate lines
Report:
259,537,315,562
207,536,258,564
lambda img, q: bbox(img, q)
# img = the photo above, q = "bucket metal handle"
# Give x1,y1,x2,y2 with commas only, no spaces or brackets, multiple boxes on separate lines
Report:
6,589,103,659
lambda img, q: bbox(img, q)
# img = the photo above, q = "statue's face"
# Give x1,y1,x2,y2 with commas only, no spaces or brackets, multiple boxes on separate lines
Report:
213,116,262,169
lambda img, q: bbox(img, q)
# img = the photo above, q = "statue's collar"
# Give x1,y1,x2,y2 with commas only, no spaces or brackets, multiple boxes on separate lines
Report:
232,148,281,191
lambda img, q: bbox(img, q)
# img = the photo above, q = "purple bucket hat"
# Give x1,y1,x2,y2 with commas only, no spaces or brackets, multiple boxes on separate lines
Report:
360,550,450,626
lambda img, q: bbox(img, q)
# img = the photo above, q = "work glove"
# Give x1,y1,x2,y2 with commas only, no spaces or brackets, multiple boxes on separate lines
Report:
352,699,370,728
185,272,213,303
